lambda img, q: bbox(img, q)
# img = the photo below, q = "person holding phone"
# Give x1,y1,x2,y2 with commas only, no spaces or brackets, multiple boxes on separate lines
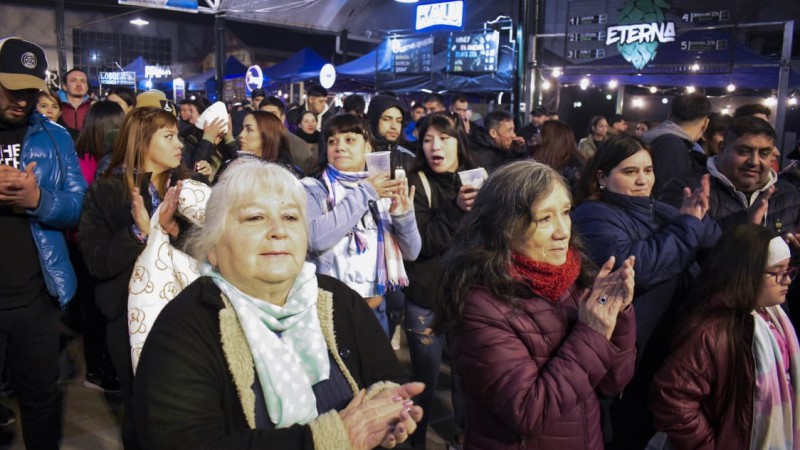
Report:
303,113,420,337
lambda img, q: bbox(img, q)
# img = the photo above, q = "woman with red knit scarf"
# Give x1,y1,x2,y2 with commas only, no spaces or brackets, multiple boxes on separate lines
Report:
438,160,637,450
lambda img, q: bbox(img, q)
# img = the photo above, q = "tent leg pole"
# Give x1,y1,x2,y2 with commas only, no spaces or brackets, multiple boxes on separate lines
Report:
776,20,794,166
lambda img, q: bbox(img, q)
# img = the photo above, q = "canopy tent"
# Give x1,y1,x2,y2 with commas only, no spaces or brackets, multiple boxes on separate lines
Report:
335,41,392,82
262,48,330,85
123,56,148,79
557,30,800,89
332,39,514,94
185,68,216,90
224,55,248,79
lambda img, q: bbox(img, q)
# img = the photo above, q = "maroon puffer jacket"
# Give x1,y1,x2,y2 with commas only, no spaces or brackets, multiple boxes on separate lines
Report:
452,285,637,450
649,308,755,450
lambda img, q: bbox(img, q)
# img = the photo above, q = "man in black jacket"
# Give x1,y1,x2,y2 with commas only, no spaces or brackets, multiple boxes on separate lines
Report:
285,85,335,134
643,92,710,197
469,110,528,173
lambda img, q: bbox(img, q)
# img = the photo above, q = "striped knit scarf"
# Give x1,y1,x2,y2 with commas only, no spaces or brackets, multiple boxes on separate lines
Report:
750,306,800,449
322,166,408,294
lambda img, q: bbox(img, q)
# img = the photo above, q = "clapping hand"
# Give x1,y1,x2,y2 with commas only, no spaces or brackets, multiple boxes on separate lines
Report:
679,174,710,220
578,255,636,340
0,163,41,209
158,181,182,237
748,186,775,225
339,382,425,450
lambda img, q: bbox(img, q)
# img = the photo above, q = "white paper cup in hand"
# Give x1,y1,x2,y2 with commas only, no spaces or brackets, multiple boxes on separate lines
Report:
365,151,391,177
458,168,489,189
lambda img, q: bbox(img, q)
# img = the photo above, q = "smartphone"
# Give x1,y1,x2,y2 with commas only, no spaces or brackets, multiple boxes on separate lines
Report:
394,168,406,180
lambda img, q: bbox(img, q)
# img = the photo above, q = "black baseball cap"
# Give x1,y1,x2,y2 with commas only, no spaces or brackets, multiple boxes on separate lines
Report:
0,37,48,91
251,88,265,99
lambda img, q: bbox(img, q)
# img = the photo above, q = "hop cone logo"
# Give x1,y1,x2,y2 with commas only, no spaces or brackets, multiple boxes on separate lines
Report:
616,0,670,70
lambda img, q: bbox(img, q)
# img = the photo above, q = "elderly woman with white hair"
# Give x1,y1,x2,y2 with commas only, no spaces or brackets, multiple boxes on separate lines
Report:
133,161,424,450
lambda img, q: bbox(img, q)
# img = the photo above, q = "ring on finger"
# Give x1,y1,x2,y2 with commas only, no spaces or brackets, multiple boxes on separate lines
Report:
598,296,607,304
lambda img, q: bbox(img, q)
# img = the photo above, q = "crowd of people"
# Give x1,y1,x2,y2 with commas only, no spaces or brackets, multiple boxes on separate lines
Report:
1,35,800,450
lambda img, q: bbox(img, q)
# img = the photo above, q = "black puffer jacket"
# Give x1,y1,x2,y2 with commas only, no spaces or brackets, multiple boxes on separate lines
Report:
404,168,467,310
658,160,800,234
468,125,528,173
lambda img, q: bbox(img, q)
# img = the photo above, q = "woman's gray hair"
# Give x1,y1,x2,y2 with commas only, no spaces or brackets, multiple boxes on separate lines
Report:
438,160,596,328
185,161,307,264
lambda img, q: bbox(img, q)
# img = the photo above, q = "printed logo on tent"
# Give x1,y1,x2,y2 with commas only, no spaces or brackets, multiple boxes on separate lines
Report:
605,0,676,70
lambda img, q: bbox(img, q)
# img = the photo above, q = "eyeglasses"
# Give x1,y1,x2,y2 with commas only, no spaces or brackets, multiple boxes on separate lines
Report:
765,266,799,284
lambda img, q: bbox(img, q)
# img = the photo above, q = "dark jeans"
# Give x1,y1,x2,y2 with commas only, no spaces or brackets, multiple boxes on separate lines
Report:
0,296,62,449
404,301,465,449
385,290,406,332
107,313,141,450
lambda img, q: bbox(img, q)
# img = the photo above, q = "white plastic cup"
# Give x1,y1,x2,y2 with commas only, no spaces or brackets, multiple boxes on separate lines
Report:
365,151,391,177
458,167,489,189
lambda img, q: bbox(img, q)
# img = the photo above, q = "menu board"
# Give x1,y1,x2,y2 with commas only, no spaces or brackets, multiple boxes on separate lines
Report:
390,36,434,74
562,0,735,73
446,31,500,73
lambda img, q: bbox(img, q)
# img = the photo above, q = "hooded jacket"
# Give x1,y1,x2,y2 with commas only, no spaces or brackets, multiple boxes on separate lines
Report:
658,157,800,234
366,95,416,172
642,120,707,197
17,112,87,306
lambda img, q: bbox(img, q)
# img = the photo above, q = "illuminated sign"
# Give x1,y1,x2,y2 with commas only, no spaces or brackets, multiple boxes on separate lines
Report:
99,71,136,85
119,0,198,13
415,1,464,32
606,0,675,70
245,65,263,92
319,64,336,89
145,65,172,78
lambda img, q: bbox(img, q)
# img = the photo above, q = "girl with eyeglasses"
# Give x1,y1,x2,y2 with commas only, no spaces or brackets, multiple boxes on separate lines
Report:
650,224,800,450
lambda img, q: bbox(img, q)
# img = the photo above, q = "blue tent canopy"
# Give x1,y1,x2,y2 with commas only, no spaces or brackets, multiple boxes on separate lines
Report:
335,41,392,81
224,56,248,79
332,39,514,94
185,68,216,90
262,48,330,85
559,30,800,89
123,56,148,79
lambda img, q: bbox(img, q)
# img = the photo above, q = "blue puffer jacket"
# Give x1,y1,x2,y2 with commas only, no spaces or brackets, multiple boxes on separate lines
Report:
572,191,720,353
21,112,87,307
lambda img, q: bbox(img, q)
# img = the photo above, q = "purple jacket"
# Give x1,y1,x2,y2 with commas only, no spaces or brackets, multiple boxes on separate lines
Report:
452,285,637,450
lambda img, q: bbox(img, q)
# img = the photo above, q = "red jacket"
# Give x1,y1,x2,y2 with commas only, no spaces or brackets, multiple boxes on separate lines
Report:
650,308,755,450
60,97,92,132
452,285,637,450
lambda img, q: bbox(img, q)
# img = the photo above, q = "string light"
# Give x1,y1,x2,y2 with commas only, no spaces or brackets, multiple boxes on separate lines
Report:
686,86,696,94
649,86,657,94
579,77,590,90
608,79,618,89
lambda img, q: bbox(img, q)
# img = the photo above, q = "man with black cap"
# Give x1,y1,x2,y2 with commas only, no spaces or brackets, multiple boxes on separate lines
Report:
519,107,547,144
367,94,416,172
0,37,87,448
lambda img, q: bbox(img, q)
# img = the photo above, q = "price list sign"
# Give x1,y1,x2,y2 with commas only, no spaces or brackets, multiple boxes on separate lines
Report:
446,31,500,73
390,36,434,75
563,0,735,73
565,2,610,64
